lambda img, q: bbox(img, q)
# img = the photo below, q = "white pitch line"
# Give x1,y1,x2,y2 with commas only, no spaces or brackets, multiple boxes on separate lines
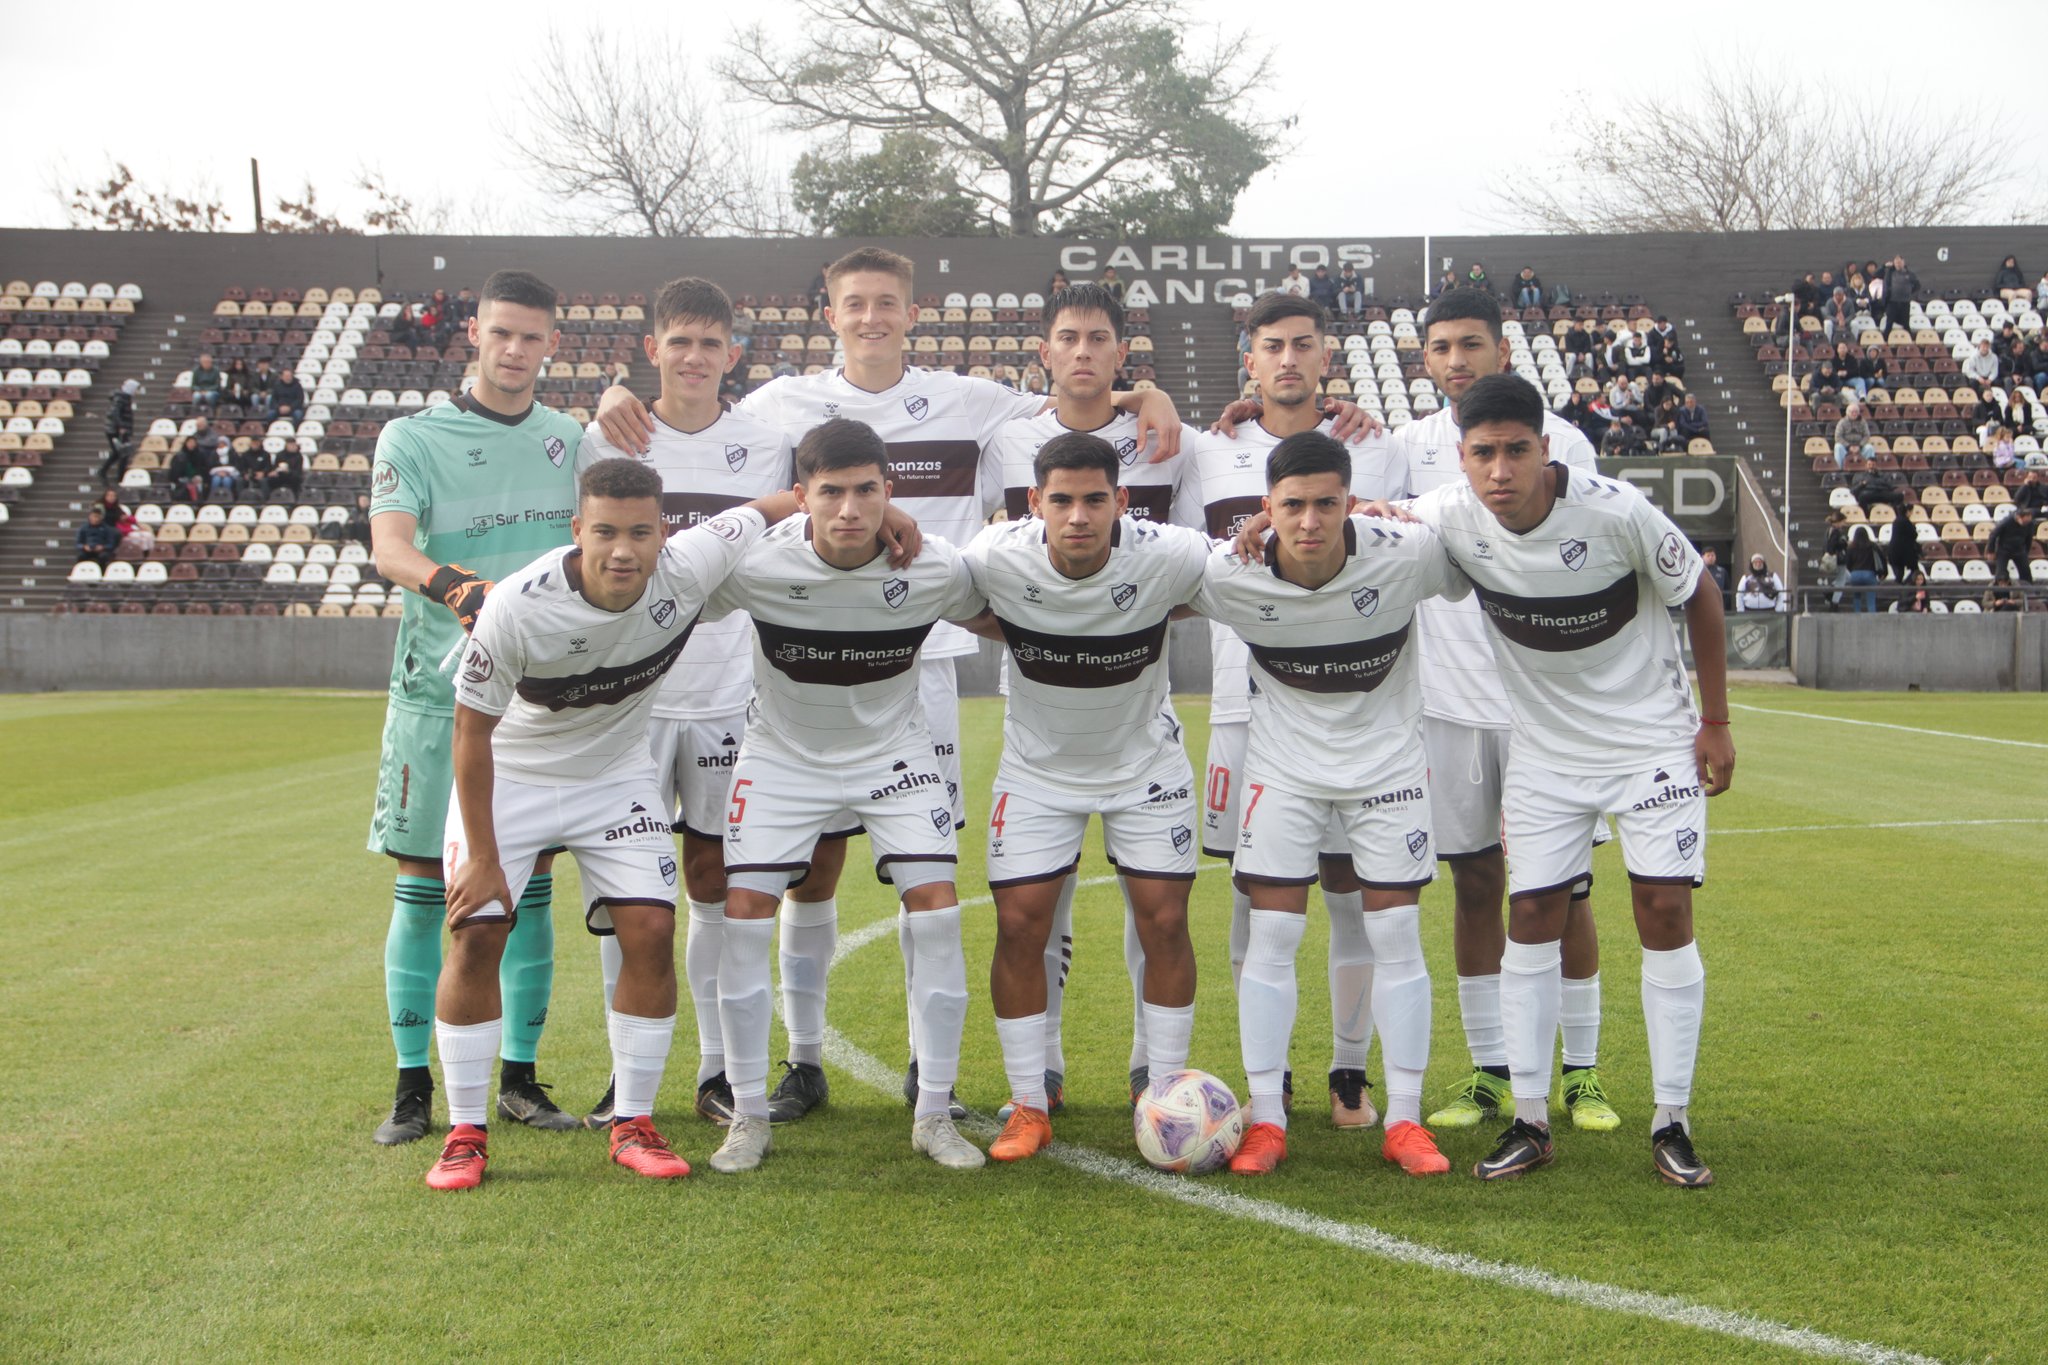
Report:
1730,702,2048,750
822,916,1941,1365
1713,817,2048,836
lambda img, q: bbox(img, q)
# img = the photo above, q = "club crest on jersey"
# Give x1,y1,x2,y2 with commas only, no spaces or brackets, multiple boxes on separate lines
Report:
650,596,678,629
1561,538,1588,571
904,395,930,422
1676,827,1699,858
1656,530,1688,578
725,443,748,472
930,808,952,834
1116,436,1139,465
659,855,678,886
883,577,909,609
1352,585,1379,617
1112,582,1137,611
461,643,493,684
1406,828,1429,859
543,435,567,467
1171,824,1193,855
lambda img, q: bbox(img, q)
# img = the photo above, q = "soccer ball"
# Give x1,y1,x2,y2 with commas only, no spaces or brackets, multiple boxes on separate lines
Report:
1133,1069,1244,1174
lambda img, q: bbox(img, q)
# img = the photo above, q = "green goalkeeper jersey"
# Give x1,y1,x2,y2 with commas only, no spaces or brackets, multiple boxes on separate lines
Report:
370,392,584,715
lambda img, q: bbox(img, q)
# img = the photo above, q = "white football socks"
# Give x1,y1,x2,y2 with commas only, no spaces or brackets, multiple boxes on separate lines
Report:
1323,888,1375,1071
1362,905,1430,1130
1642,942,1705,1126
599,933,623,1018
1227,885,1252,993
1499,938,1562,1127
717,917,775,1120
778,894,836,1068
1119,878,1149,1071
1239,909,1306,1129
1045,874,1076,1074
608,1010,675,1123
1560,972,1602,1070
435,1017,501,1127
683,900,725,1084
897,905,919,1060
907,906,968,1120
1143,1001,1194,1085
996,1011,1049,1112
1457,974,1507,1070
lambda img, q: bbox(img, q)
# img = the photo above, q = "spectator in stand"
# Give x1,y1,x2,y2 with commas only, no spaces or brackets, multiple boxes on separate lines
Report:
1993,255,2027,294
1803,359,1845,408
1099,266,1126,302
1853,465,1907,514
99,378,139,485
1822,288,1853,344
1513,266,1543,309
1902,571,1932,614
1463,261,1489,292
1886,503,1922,585
168,435,208,504
810,264,831,313
1881,255,1918,333
1307,265,1339,313
1701,546,1730,600
1835,401,1876,468
1830,340,1869,398
95,488,130,534
1046,270,1070,297
1986,574,2023,612
249,359,278,417
1737,554,1786,612
221,358,254,413
452,287,477,324
1604,374,1640,417
272,368,305,420
75,507,120,567
264,445,303,500
1646,316,1678,369
1600,412,1645,456
1562,390,1603,444
1642,370,1680,412
207,444,241,500
1622,327,1651,377
1821,511,1851,607
731,309,755,354
1434,268,1457,298
189,354,222,411
1675,392,1711,445
1989,426,2017,471
1649,414,1686,453
391,299,420,346
1963,338,2002,388
343,493,373,549
1562,318,1594,376
2036,268,2048,310
1792,272,1821,317
1335,264,1365,320
1987,506,2036,587
1277,265,1310,298
236,440,273,489
2016,468,2048,516
1845,524,1882,612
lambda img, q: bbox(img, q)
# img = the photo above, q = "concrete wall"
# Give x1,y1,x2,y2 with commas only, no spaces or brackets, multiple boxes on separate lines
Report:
1792,614,2048,691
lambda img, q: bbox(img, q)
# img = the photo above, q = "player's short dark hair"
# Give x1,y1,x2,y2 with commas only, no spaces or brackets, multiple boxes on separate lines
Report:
652,276,734,336
825,248,915,300
1424,288,1503,342
1244,291,1327,342
1043,283,1124,339
1266,429,1351,488
579,456,663,506
796,417,889,482
1034,431,1120,489
1458,373,1546,435
479,269,558,316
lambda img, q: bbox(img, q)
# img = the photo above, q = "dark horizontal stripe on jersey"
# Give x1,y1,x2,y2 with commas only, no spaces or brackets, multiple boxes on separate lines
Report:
753,618,932,685
660,491,747,536
513,624,696,711
1472,573,1638,653
884,439,978,499
998,615,1171,689
1205,494,1266,541
1246,620,1411,694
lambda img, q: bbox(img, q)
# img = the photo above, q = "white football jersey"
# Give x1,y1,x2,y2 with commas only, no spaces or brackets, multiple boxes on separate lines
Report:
1407,463,1705,777
1179,415,1406,723
740,367,1041,658
963,515,1210,798
455,508,766,786
980,409,1199,528
580,410,795,721
1391,406,1597,729
704,517,985,765
1191,516,1464,800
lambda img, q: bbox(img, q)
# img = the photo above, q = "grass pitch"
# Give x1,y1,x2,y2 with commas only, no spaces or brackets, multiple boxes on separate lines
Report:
2,685,2043,1362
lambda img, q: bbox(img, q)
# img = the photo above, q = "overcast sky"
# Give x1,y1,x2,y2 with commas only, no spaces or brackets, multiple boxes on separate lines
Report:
7,0,2041,239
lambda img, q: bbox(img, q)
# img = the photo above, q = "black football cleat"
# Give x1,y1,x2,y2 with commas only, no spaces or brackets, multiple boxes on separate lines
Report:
1473,1119,1556,1181
496,1076,581,1131
1652,1122,1715,1188
373,1083,433,1146
582,1075,616,1131
767,1061,830,1123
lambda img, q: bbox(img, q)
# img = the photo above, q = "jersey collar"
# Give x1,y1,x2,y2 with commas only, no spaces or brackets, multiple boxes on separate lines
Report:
453,391,535,428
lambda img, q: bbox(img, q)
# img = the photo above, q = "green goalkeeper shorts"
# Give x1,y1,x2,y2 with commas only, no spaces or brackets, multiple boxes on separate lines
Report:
367,701,454,862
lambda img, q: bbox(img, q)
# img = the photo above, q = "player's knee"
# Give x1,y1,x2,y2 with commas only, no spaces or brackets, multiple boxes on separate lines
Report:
899,881,959,913
1317,856,1362,894
993,902,1051,955
446,922,509,971
1631,882,1693,935
681,847,726,901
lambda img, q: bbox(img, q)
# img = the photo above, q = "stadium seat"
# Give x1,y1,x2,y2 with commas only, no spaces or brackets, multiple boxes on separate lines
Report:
68,561,101,584
1953,599,1982,613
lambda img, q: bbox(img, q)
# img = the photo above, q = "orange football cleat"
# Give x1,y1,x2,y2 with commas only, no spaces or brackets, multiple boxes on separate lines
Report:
1381,1120,1451,1176
1228,1121,1288,1175
989,1105,1053,1162
609,1116,692,1179
425,1122,489,1190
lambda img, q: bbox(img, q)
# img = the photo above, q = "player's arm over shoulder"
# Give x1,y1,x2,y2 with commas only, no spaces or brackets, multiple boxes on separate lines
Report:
1389,517,1470,603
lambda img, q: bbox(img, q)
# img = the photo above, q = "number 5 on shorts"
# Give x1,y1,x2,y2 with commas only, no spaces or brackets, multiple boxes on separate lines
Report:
727,778,752,826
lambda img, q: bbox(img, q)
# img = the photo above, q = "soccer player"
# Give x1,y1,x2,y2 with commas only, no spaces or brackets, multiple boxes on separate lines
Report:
1184,292,1405,1129
424,458,796,1190
964,431,1212,1160
1396,373,1732,1186
1192,429,1464,1177
702,418,989,1173
595,249,1186,1113
1385,289,1619,1134
574,278,797,1132
367,269,588,1145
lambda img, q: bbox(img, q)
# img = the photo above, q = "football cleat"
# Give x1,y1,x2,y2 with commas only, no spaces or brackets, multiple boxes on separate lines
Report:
581,1076,616,1132
1228,1121,1288,1175
496,1076,580,1131
1562,1068,1621,1132
695,1072,736,1127
988,1105,1053,1162
1128,1066,1149,1107
766,1061,829,1124
1473,1119,1556,1181
1652,1122,1715,1188
425,1123,488,1190
902,1058,967,1120
1328,1068,1378,1130
996,1071,1065,1123
374,1084,433,1146
911,1113,986,1169
1381,1120,1451,1177
609,1116,691,1179
1426,1069,1512,1129
1282,1069,1295,1114
708,1115,774,1174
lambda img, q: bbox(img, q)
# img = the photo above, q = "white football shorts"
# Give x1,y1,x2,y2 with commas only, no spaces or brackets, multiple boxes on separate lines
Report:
1501,754,1706,899
1235,755,1435,892
646,711,748,842
1202,718,1348,864
723,742,957,896
987,758,1199,888
921,655,966,825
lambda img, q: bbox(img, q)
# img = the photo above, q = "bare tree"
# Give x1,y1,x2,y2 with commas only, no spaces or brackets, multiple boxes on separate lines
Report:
60,162,231,232
1488,63,2014,233
721,0,1278,238
506,29,793,237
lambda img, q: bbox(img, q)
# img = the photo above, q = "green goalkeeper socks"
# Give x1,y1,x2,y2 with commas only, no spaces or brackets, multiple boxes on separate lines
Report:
498,873,555,1066
385,876,445,1070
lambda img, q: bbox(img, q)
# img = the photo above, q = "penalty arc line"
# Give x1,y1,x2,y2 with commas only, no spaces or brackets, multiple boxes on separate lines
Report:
818,895,1941,1364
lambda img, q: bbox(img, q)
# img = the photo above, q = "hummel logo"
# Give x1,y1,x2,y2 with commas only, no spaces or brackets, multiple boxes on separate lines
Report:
569,636,588,654
1258,603,1278,621
788,584,809,600
1024,583,1042,602
466,447,487,466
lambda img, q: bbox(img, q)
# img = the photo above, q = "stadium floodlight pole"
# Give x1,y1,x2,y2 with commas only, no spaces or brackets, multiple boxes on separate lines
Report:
1775,293,1797,605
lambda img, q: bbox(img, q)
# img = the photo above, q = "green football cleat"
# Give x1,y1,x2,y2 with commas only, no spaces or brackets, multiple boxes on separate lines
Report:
1562,1068,1621,1132
1425,1069,1513,1129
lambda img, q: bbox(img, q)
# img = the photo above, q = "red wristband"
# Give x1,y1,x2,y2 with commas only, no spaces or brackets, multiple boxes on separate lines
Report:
1700,718,1730,726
